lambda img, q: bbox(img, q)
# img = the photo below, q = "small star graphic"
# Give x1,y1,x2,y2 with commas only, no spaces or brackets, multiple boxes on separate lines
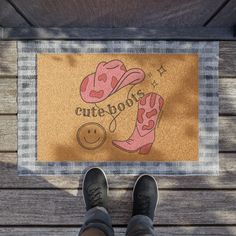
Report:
147,72,152,78
157,65,167,76
151,80,158,88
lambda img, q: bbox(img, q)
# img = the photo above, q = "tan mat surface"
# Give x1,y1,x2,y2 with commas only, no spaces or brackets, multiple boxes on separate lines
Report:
37,54,198,162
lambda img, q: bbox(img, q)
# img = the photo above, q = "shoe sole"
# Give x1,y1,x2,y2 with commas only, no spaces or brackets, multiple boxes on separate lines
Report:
132,174,159,213
82,167,109,206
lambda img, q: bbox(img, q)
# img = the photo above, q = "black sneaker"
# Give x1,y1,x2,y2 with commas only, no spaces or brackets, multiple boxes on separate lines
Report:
132,175,158,221
82,167,108,211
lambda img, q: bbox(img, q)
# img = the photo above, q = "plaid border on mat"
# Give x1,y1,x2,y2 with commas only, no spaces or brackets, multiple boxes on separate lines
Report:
17,41,219,176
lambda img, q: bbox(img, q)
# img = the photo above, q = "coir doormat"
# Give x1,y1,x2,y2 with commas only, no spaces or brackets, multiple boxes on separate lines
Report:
18,41,219,175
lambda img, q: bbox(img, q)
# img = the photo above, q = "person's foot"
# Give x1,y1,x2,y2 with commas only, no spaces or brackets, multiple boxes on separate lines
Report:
132,175,158,221
83,167,108,211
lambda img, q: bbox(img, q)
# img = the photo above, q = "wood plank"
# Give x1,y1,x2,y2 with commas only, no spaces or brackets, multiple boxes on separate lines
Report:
0,116,16,151
0,41,17,77
1,116,235,152
0,152,235,189
2,27,235,40
0,77,236,115
0,227,236,236
220,78,236,115
208,0,236,27
0,189,235,225
220,117,236,152
0,0,29,27
10,0,223,27
220,42,236,78
0,152,82,189
0,79,17,114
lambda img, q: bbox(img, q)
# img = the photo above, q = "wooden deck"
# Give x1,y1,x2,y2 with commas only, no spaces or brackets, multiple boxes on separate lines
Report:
0,41,235,235
1,0,236,40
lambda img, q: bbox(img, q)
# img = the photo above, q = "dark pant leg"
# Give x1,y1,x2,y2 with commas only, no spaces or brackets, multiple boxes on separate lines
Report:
126,215,156,236
79,207,114,236
80,228,106,236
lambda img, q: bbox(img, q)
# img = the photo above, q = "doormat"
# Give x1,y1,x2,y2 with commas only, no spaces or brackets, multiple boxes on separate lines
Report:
37,54,198,162
17,41,219,175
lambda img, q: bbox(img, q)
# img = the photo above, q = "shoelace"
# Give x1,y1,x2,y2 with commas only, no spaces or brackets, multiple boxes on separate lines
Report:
86,185,103,207
135,194,150,215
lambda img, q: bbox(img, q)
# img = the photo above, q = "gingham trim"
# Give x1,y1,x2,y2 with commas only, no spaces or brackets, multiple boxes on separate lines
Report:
17,41,219,176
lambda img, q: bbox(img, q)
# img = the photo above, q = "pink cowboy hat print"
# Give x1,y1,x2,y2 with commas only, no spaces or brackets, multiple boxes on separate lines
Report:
80,60,145,103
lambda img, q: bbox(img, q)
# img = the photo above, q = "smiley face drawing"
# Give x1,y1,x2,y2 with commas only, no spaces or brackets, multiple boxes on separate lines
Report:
77,122,107,150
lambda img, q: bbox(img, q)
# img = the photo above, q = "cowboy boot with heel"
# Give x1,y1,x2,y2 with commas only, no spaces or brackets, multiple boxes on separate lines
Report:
112,92,164,155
